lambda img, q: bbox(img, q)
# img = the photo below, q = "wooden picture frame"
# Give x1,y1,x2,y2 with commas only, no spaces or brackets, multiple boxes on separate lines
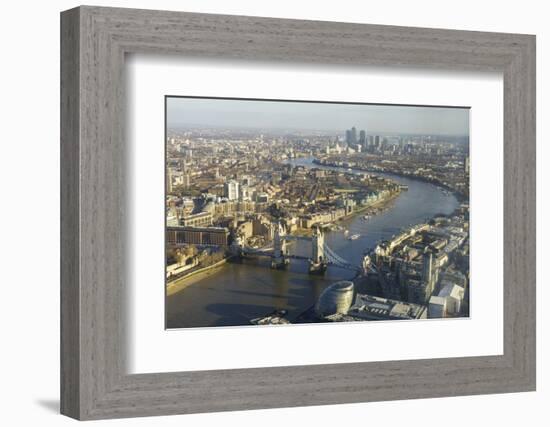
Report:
60,5,536,420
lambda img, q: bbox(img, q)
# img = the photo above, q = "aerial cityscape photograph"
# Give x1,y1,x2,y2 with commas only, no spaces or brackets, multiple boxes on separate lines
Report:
165,96,470,329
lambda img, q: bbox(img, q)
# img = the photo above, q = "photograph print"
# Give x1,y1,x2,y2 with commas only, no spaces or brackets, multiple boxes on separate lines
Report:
165,97,470,329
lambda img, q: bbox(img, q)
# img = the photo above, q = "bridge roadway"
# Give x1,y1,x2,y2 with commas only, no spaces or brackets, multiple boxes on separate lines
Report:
239,239,364,274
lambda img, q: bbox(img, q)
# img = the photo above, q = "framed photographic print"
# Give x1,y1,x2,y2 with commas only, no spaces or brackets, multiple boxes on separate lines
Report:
61,6,536,420
164,96,471,329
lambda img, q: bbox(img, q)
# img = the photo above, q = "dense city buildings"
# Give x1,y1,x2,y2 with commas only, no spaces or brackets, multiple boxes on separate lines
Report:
315,132,470,200
165,97,470,328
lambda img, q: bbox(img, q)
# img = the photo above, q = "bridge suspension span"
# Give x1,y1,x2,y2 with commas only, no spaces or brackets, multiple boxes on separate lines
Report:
236,224,371,275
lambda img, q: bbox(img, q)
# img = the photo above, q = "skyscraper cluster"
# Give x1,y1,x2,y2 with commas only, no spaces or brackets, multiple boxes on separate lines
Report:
345,126,369,151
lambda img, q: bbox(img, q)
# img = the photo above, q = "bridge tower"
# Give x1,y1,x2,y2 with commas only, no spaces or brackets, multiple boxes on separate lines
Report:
230,234,244,257
362,254,373,274
309,226,327,274
271,222,289,269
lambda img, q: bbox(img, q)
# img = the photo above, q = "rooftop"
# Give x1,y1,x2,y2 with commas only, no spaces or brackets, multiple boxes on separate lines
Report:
347,294,427,320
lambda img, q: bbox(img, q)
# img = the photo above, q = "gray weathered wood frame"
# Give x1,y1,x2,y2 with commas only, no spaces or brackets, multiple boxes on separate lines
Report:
60,5,536,420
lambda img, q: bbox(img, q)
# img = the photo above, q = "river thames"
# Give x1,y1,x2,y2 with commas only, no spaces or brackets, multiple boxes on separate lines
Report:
166,157,460,329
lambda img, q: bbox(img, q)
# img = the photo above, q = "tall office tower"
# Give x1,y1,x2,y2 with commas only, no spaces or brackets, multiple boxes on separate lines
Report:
224,180,240,200
359,129,366,146
351,127,358,145
374,135,380,150
345,129,352,145
367,135,374,152
406,249,435,305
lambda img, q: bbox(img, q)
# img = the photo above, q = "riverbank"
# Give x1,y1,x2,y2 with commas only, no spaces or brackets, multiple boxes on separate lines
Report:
168,159,459,328
166,257,231,296
344,191,400,219
288,190,400,238
312,158,467,203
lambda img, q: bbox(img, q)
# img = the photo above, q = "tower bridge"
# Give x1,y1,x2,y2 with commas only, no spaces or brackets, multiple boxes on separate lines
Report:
236,223,371,275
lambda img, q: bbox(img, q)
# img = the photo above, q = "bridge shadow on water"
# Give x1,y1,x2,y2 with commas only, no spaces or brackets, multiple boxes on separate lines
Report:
225,288,293,300
166,250,360,329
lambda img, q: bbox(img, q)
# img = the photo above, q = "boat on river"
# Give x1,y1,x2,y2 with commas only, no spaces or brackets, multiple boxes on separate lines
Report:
348,234,360,240
250,309,290,326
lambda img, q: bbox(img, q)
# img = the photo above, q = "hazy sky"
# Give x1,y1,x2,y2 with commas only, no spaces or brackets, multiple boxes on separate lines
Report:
167,97,470,136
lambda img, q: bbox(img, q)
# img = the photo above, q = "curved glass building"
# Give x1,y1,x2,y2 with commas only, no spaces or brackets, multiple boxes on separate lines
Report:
314,281,355,318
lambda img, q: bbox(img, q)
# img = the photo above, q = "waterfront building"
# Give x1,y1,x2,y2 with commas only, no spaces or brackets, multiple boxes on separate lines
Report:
166,257,199,279
167,226,230,247
315,291,428,322
341,197,355,214
299,208,346,228
314,281,355,318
